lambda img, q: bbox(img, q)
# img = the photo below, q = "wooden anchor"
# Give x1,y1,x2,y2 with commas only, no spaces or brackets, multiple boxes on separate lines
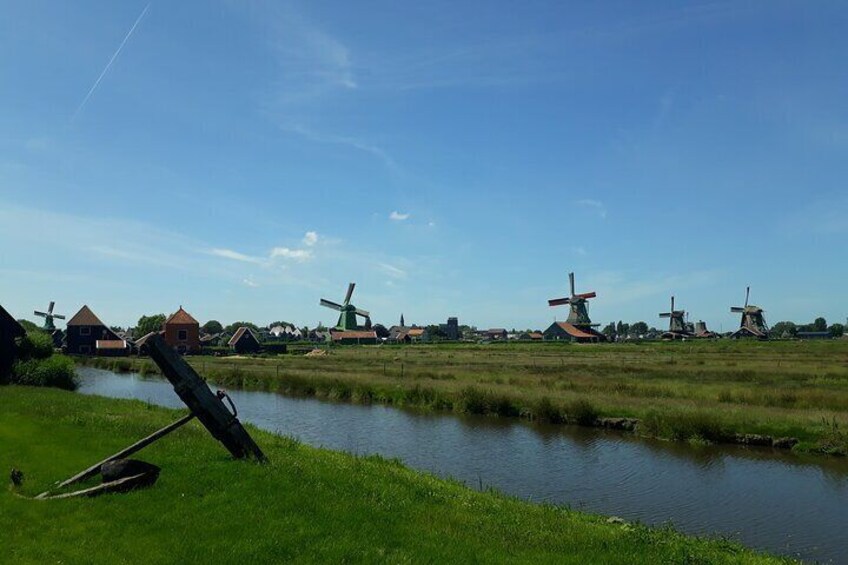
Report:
36,334,266,499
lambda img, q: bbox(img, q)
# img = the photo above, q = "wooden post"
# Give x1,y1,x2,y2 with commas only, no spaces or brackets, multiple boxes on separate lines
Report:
49,413,195,492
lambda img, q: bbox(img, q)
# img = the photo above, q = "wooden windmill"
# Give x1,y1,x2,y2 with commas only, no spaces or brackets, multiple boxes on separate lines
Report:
659,296,691,339
545,272,606,342
34,301,66,331
320,283,371,331
730,286,769,339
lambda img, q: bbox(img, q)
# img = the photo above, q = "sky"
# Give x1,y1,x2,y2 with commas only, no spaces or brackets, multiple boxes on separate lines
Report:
1,0,847,332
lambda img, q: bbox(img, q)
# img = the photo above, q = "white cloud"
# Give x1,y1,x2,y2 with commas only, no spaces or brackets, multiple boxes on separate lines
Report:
270,247,313,261
379,262,407,279
576,199,607,219
209,248,265,264
389,211,410,221
303,231,319,246
243,278,259,288
572,246,587,256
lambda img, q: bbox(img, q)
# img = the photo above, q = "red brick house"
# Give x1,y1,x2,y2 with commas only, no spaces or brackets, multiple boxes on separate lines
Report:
163,306,200,354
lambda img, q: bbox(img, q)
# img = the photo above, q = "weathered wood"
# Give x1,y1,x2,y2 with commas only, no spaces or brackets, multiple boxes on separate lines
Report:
147,334,267,461
50,413,195,492
0,304,25,381
39,473,151,500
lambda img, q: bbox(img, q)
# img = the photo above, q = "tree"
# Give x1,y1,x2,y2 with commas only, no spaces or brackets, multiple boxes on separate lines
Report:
202,320,223,335
17,319,40,333
601,323,616,339
224,321,261,335
829,323,845,337
425,325,447,340
631,321,649,336
136,314,166,337
813,317,828,332
372,324,390,339
771,321,797,337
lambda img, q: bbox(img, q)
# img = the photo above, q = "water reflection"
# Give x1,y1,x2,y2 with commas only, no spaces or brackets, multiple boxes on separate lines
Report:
76,367,848,563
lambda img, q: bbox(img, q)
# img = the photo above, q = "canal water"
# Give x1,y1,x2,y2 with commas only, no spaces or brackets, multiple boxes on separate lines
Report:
76,367,848,563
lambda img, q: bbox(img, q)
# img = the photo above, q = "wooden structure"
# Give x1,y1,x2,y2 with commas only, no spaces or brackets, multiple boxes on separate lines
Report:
38,333,267,499
659,296,692,340
730,287,769,339
330,330,378,345
163,306,200,354
545,272,606,342
228,326,262,354
65,305,123,355
1,304,25,382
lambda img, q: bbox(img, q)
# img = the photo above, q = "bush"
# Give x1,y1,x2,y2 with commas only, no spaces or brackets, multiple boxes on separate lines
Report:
16,331,54,361
12,356,77,390
566,399,600,426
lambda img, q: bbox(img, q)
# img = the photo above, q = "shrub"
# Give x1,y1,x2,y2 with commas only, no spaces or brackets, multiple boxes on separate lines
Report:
12,356,77,390
533,397,564,423
565,398,599,426
16,331,54,361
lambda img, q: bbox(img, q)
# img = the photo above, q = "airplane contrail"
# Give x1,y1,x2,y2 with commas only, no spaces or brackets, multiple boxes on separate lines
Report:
72,3,151,122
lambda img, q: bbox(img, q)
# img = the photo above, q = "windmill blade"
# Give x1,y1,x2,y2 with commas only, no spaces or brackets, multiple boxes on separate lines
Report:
574,292,596,300
569,272,575,296
48,301,55,314
745,286,750,308
659,313,672,318
355,308,370,318
731,307,745,313
34,311,49,317
53,314,66,320
670,296,675,312
343,282,356,305
320,299,343,311
548,297,571,306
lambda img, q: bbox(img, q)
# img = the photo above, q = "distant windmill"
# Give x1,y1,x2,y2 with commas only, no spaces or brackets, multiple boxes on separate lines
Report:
730,286,769,339
659,296,691,339
34,301,66,331
320,283,371,331
548,272,597,326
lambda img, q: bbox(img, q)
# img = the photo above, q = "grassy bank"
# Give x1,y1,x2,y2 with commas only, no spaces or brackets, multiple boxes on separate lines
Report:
1,386,781,563
77,339,848,455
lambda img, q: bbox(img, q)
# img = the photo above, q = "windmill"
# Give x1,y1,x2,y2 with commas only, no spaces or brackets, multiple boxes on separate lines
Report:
730,286,769,339
548,272,597,326
320,283,371,331
659,296,691,339
34,301,66,331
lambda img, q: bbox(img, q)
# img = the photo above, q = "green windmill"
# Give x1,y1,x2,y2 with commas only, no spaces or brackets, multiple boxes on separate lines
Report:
34,301,66,331
320,283,371,331
547,272,597,326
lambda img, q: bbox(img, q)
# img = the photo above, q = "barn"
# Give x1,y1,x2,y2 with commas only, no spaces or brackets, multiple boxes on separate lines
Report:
543,321,606,343
228,327,262,354
330,330,378,345
1,304,25,380
65,305,125,355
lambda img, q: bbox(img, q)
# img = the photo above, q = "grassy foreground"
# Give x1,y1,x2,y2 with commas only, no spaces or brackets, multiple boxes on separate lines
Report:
1,387,781,564
82,339,848,455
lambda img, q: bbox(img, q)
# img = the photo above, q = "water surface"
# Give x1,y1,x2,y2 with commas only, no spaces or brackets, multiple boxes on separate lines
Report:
77,367,848,563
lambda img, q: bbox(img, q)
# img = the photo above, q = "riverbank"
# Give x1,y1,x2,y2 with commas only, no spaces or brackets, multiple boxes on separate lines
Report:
1,386,781,563
77,340,848,456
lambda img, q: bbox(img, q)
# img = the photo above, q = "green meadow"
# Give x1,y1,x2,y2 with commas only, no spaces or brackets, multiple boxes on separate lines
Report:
1,386,783,564
81,339,848,455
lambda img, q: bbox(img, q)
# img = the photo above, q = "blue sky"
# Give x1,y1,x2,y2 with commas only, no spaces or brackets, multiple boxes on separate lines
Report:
1,0,846,331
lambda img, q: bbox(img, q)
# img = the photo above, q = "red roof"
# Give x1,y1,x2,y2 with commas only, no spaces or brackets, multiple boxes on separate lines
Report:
165,307,198,326
554,322,597,339
67,305,105,327
331,330,378,341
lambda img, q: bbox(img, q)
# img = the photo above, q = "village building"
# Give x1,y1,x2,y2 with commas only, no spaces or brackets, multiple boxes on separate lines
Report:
330,330,378,345
200,333,223,347
228,326,262,354
65,305,128,355
163,306,200,354
1,304,25,380
518,331,544,341
478,328,508,341
543,322,603,343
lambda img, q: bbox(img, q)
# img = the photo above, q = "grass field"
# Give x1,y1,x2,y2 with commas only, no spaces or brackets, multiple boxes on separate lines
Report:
1,386,783,564
79,339,848,455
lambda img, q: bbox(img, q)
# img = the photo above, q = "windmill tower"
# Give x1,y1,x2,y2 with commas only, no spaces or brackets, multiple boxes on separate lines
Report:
730,286,769,339
545,272,606,342
34,301,66,331
659,296,691,339
320,283,371,331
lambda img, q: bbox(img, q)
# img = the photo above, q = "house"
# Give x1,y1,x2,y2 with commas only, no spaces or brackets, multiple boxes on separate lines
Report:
163,306,200,354
518,331,544,341
135,331,163,355
200,333,223,347
479,328,508,341
309,329,332,343
65,305,123,355
330,330,378,345
388,325,425,343
543,321,605,343
228,326,262,354
1,304,25,380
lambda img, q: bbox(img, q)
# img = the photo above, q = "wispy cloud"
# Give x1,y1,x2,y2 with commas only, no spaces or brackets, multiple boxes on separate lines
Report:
242,277,260,288
280,124,398,170
389,211,410,221
209,248,264,264
72,3,150,121
576,199,607,219
379,262,407,279
270,247,312,261
303,231,319,246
